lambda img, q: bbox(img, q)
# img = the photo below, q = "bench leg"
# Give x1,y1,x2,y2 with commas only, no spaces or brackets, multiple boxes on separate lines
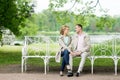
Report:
47,59,49,72
25,58,27,72
45,57,49,72
44,58,47,75
21,57,24,73
91,57,95,74
114,58,118,75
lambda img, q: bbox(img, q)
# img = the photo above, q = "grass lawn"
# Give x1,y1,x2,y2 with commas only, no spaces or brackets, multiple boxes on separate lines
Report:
0,45,120,68
0,45,22,65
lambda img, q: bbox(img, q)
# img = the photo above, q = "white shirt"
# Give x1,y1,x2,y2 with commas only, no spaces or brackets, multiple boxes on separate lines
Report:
77,34,85,51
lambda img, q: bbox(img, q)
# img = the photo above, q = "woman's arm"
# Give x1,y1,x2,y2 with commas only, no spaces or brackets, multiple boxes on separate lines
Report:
58,37,71,52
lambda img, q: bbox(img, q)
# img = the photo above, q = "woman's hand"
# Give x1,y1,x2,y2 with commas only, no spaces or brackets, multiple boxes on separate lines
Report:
70,51,81,57
70,52,76,57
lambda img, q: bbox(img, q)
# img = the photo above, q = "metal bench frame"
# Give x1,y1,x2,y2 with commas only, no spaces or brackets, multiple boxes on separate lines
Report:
21,34,120,75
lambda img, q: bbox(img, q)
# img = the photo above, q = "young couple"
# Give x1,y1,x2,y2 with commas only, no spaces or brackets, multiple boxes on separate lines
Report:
55,24,91,77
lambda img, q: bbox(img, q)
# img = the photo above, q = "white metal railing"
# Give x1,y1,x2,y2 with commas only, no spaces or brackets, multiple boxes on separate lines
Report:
21,34,120,75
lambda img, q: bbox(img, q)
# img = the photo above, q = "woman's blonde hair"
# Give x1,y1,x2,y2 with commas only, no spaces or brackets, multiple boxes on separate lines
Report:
60,25,69,35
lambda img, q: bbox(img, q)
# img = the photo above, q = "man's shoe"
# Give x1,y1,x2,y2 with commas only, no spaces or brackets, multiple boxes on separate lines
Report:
75,72,80,77
67,71,73,77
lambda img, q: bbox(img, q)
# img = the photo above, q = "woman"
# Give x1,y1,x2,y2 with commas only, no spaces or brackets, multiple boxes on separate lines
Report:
56,25,73,77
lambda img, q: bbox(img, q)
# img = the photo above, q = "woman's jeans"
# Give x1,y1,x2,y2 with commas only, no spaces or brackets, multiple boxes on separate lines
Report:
60,49,70,71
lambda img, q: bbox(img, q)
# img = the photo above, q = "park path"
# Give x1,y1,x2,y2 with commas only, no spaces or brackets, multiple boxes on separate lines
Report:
0,64,120,80
0,73,120,80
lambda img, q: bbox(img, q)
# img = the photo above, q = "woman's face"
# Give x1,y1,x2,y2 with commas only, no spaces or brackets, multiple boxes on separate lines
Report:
64,27,69,35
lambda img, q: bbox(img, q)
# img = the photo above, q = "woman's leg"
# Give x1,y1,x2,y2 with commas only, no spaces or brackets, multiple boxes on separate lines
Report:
63,49,73,77
60,49,70,71
60,49,73,77
60,56,66,71
60,51,66,71
63,49,69,65
62,49,72,70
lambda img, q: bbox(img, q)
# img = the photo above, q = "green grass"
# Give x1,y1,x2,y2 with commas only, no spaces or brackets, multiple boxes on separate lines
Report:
0,45,22,65
0,45,120,68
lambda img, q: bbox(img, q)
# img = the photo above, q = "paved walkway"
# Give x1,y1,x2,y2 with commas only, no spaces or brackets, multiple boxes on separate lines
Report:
0,64,120,80
0,73,120,80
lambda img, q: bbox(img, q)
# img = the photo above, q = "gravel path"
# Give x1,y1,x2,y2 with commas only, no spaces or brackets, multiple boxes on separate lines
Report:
0,64,120,80
0,73,120,80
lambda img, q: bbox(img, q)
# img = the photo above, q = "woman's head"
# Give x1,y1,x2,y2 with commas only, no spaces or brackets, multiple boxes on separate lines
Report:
60,25,69,35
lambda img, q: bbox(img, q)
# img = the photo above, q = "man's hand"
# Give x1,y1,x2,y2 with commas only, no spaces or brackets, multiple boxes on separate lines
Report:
70,52,76,57
70,51,81,57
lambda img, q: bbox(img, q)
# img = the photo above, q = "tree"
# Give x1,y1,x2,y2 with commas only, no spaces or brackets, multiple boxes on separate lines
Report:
0,0,34,39
96,15,116,32
19,18,39,39
48,0,108,32
49,0,106,17
113,17,120,32
87,15,97,32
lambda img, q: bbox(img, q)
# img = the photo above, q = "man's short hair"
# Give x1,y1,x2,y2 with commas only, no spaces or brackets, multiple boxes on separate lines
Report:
76,24,83,29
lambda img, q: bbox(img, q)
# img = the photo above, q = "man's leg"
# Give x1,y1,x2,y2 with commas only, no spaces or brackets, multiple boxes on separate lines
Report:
76,52,89,76
69,54,73,70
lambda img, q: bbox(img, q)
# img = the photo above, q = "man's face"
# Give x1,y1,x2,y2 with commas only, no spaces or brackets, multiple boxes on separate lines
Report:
75,25,82,33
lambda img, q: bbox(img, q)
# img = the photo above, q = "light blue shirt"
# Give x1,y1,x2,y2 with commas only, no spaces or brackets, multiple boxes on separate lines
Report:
63,36,69,46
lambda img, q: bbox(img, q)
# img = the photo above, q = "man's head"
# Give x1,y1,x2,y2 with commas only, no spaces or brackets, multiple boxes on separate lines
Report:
75,24,83,34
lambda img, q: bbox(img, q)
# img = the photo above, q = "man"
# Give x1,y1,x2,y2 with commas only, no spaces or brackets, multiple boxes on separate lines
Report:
71,24,91,77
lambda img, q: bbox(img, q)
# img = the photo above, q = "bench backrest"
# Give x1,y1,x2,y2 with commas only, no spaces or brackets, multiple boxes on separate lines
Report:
22,34,120,57
22,36,49,56
90,34,120,56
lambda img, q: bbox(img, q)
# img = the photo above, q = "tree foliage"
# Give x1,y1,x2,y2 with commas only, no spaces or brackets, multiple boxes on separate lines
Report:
19,18,39,39
96,15,116,31
29,9,119,33
0,0,33,36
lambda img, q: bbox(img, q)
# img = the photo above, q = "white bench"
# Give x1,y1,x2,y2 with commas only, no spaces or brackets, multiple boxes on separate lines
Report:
21,34,120,75
90,34,120,75
21,36,50,74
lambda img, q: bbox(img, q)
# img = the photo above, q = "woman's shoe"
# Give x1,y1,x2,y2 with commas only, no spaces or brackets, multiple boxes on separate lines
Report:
60,71,64,76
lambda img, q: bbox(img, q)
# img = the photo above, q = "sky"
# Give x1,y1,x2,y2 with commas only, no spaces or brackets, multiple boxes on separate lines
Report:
33,0,120,16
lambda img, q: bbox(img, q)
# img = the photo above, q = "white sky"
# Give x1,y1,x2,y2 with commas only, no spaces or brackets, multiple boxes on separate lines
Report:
33,0,120,16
